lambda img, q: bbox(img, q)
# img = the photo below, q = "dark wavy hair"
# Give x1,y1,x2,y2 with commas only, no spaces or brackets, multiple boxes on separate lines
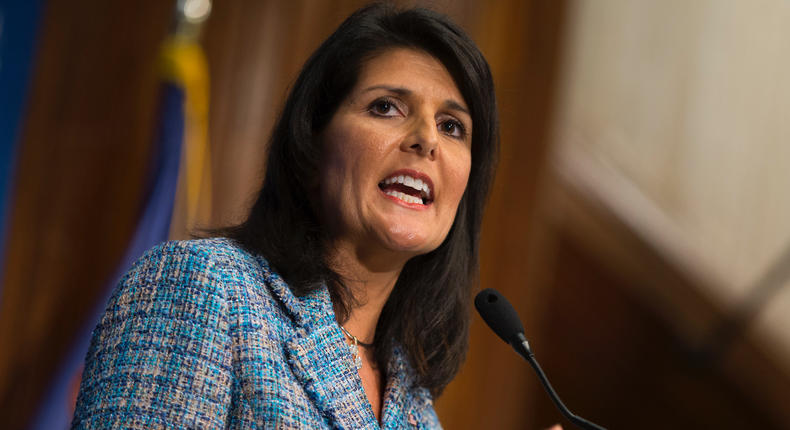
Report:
218,2,498,396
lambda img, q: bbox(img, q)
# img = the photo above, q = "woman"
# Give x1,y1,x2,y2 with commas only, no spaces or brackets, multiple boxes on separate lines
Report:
72,3,498,429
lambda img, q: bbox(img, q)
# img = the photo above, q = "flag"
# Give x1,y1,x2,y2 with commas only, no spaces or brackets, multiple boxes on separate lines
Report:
30,33,211,430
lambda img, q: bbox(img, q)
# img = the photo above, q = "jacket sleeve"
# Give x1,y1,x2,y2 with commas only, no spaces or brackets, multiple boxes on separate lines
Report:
71,241,234,429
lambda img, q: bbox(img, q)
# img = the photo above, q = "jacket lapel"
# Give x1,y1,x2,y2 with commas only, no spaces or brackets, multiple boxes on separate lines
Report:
380,347,408,429
381,345,424,430
284,323,379,429
257,257,379,429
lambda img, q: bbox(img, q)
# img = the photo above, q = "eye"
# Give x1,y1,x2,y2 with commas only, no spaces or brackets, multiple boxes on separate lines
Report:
368,98,401,117
438,119,467,139
441,122,456,134
375,101,392,114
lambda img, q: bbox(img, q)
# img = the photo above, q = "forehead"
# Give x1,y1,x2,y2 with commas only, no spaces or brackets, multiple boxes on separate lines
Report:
353,48,466,105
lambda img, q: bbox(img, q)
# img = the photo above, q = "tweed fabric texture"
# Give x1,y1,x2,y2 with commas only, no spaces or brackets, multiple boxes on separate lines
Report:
71,238,441,429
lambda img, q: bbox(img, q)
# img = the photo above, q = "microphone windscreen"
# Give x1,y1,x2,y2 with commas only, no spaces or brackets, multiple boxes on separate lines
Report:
474,288,525,344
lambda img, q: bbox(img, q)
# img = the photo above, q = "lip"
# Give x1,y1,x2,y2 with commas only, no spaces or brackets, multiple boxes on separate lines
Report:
379,168,434,211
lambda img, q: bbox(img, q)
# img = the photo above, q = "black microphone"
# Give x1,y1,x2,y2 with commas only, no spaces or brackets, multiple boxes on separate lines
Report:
474,288,608,430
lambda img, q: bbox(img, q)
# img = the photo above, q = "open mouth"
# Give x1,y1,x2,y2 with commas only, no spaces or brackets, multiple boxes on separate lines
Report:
378,174,433,205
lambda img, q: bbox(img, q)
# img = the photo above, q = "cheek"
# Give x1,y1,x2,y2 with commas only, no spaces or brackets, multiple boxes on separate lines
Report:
321,125,354,175
320,128,365,198
319,122,394,225
318,124,355,228
443,151,472,205
322,126,390,182
425,153,470,250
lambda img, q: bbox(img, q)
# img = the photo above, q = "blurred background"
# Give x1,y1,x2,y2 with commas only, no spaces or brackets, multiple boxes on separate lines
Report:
2,0,790,428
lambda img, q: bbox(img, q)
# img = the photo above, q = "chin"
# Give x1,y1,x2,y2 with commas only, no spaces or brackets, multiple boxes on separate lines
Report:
380,226,442,256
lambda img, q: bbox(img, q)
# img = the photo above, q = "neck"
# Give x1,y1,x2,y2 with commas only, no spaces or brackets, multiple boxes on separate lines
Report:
329,240,409,344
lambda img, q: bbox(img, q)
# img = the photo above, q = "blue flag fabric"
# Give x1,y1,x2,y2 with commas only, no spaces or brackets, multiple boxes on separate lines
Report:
31,83,186,430
0,0,46,302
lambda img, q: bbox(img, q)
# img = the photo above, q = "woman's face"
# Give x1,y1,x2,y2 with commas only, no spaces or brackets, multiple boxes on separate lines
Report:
319,48,472,266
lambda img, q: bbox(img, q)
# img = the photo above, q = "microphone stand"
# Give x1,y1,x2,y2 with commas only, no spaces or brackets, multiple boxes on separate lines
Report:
475,288,608,430
510,333,607,430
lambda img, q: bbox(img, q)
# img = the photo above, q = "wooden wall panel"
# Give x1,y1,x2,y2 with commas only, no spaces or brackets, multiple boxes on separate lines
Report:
436,1,568,429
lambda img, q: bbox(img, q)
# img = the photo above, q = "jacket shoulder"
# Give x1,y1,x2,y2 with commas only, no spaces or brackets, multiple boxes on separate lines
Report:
135,237,261,273
126,238,273,295
73,238,291,428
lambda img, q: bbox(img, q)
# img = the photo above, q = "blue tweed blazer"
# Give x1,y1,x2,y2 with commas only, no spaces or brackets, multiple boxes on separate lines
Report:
72,238,441,429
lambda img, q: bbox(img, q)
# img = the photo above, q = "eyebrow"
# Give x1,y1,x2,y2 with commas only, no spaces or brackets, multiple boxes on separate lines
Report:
361,85,471,116
444,100,470,116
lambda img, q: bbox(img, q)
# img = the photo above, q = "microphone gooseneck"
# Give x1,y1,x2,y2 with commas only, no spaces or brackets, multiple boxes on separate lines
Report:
474,288,608,430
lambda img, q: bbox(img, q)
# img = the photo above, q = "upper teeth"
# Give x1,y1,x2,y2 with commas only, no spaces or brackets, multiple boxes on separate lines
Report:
382,175,431,197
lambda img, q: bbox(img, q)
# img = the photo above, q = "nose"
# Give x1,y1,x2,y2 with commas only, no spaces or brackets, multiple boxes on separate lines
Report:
400,115,438,159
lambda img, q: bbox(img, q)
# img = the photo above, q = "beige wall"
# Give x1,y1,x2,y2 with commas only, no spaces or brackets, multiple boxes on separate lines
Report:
552,0,790,372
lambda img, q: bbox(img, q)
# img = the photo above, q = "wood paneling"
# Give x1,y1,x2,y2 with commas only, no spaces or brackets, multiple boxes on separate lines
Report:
436,1,569,429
